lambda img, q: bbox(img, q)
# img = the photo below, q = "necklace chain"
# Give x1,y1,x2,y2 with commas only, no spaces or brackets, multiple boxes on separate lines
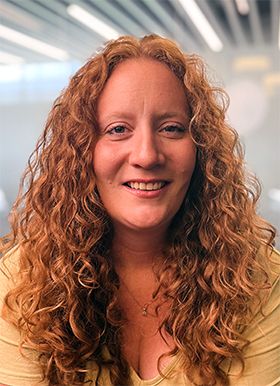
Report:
120,279,157,317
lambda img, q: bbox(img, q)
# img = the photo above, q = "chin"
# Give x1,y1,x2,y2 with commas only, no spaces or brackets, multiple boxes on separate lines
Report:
121,215,172,232
110,207,177,233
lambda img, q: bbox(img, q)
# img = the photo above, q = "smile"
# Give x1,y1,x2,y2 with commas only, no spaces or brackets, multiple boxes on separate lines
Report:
125,181,168,191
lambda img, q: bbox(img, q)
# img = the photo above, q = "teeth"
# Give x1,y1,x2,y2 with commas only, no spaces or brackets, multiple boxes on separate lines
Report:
127,181,166,191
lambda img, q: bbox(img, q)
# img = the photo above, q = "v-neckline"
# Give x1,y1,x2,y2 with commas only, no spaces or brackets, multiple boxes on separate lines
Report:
129,352,182,385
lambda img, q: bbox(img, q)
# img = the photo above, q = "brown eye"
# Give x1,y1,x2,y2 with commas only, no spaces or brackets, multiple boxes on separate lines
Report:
107,125,127,135
163,125,185,133
160,125,186,138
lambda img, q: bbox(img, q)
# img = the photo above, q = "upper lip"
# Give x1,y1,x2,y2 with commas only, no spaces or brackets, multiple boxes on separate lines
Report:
123,178,170,184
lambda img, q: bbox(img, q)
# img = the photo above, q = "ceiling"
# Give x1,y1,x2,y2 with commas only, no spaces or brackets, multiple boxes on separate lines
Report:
0,0,279,64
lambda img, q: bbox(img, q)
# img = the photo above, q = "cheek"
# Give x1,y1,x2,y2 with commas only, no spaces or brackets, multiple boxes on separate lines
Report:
92,143,117,181
93,151,121,199
176,145,197,179
93,141,130,198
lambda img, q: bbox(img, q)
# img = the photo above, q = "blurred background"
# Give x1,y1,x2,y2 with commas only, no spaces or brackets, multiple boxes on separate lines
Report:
0,0,279,245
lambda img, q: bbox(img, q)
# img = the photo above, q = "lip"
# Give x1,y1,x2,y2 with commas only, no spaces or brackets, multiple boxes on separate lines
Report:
122,179,170,198
123,178,170,184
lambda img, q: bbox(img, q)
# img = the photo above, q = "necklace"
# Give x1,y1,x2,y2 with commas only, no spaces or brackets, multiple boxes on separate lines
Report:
120,279,158,317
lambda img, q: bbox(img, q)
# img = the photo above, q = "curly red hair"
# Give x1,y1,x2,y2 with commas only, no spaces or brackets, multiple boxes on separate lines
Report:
1,34,275,385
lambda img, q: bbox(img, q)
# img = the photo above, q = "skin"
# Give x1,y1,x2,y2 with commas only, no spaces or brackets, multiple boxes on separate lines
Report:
92,58,197,378
94,58,196,244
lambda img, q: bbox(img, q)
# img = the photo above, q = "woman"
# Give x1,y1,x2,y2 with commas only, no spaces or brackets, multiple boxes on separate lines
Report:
0,34,279,386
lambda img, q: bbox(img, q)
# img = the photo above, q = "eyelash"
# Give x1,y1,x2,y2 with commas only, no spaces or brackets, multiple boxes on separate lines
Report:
161,125,186,133
106,124,186,136
107,125,127,135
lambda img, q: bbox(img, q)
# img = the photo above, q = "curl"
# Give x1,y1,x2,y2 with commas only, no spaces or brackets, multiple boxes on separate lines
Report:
1,34,275,385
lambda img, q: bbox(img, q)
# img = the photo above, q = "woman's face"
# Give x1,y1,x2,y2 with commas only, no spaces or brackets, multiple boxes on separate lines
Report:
93,58,196,233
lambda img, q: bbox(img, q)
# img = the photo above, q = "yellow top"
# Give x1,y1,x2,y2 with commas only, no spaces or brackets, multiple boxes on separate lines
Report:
0,247,279,386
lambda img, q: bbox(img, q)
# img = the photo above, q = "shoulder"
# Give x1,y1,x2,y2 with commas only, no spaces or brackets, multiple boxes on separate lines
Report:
226,246,280,385
267,246,280,274
0,245,21,303
234,246,279,384
258,243,280,272
257,244,280,297
0,245,22,331
267,246,280,292
250,244,280,318
257,243,279,311
0,246,48,385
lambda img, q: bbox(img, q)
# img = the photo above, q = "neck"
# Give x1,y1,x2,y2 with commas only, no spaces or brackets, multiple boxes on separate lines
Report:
111,224,167,272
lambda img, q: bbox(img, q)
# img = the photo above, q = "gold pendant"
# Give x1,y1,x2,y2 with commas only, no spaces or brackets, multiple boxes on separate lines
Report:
142,304,148,316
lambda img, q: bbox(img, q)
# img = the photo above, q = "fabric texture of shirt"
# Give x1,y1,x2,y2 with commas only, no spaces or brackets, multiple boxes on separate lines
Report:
0,246,279,386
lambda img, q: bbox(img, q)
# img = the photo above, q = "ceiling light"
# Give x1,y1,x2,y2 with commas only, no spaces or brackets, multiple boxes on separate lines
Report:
0,50,24,64
235,0,250,15
178,0,223,52
263,72,280,95
233,56,271,71
264,72,280,85
67,4,120,40
0,25,69,61
0,1,40,31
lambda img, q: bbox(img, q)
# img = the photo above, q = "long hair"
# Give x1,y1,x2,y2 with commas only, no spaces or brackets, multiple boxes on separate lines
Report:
1,34,275,385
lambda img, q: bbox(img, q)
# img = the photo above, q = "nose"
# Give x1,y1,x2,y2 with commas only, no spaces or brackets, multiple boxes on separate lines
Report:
128,127,165,169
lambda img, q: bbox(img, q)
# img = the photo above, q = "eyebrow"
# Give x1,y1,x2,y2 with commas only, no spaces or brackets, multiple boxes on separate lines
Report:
100,111,189,123
155,111,189,121
100,112,134,122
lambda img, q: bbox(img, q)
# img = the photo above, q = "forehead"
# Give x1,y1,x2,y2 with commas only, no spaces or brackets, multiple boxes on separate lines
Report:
97,58,188,118
108,57,181,81
104,58,185,92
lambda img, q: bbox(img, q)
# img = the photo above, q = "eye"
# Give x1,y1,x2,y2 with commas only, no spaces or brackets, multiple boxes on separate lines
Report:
160,125,186,138
106,125,129,136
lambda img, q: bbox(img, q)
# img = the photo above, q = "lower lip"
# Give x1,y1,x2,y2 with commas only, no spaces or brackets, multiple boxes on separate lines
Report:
122,183,169,198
